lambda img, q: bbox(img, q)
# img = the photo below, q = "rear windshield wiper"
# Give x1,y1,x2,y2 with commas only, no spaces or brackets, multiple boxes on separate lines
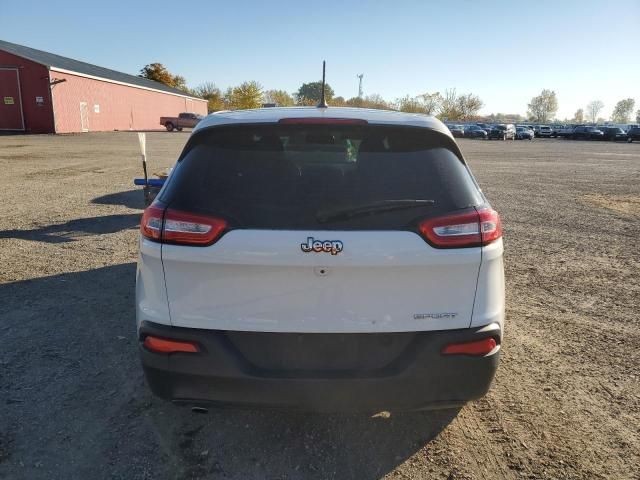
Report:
316,199,435,223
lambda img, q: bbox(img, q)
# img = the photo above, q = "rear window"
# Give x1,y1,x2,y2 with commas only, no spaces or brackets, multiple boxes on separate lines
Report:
159,124,483,230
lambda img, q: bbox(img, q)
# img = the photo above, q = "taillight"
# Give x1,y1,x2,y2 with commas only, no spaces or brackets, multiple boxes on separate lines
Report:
140,205,164,241
479,208,502,244
143,335,199,354
442,337,498,356
418,207,502,248
140,205,227,246
162,209,227,246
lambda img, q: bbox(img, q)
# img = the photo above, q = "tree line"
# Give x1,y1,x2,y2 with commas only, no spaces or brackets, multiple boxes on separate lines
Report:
526,90,638,124
139,63,484,120
140,63,639,124
193,80,485,122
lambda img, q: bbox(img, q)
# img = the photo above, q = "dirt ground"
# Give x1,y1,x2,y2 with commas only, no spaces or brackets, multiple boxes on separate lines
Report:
0,132,638,480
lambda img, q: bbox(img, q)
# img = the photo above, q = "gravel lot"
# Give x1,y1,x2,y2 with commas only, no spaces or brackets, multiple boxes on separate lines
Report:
0,132,638,480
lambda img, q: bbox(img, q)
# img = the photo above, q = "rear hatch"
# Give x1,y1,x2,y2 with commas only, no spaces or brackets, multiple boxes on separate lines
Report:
157,121,485,333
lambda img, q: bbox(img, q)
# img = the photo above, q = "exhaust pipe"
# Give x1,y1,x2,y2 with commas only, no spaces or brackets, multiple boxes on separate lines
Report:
191,406,209,414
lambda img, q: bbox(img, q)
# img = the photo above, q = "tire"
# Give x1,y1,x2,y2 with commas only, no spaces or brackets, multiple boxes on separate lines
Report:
165,122,175,132
177,127,183,132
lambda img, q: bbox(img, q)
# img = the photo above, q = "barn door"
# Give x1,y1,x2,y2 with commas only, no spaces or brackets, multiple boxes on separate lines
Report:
0,68,25,131
79,102,89,132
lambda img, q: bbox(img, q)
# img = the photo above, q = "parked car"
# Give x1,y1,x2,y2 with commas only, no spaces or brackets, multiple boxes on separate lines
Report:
536,125,552,138
160,112,204,132
555,125,576,138
597,127,628,141
448,124,465,138
627,127,640,142
488,124,516,140
465,125,488,139
549,124,565,137
570,126,605,140
515,126,534,140
137,107,504,411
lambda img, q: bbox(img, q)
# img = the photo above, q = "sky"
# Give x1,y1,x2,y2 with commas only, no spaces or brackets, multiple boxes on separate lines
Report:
1,0,638,120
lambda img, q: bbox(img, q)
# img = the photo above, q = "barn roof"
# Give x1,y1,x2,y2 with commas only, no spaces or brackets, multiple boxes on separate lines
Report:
0,39,202,100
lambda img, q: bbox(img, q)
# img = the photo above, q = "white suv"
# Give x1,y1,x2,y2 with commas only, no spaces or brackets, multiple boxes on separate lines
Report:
537,125,552,137
136,107,505,411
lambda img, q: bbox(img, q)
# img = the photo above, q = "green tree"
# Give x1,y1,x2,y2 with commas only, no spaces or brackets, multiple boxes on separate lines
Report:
573,108,584,123
172,75,187,91
610,98,635,123
527,89,558,123
585,100,604,124
226,81,263,110
263,89,295,107
636,109,640,123
139,63,187,90
296,81,335,105
193,82,225,112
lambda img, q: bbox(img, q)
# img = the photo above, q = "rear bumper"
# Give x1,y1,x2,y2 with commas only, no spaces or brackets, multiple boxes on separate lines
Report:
139,321,501,411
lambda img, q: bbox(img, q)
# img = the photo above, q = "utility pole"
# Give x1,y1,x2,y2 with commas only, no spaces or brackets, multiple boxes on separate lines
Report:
356,74,364,98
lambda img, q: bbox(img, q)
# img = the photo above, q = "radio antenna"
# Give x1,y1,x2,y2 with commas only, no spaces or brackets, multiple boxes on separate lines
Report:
317,60,328,108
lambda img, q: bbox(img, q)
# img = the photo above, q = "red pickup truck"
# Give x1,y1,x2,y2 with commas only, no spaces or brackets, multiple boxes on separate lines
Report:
159,112,204,131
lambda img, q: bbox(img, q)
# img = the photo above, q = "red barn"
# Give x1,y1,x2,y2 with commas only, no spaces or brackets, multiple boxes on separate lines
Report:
0,40,207,134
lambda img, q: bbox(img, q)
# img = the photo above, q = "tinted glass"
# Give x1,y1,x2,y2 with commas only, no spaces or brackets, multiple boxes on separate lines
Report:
160,125,483,230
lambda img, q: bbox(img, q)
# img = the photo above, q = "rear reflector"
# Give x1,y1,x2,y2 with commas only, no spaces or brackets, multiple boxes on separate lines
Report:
140,204,227,246
143,336,199,354
278,117,368,125
442,337,498,356
418,207,502,248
